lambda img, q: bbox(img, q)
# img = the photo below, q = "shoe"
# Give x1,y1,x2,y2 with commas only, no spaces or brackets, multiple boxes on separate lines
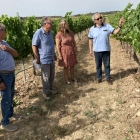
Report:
97,79,102,83
1,124,18,132
10,114,23,121
106,79,113,85
43,94,50,100
66,81,71,85
71,78,78,82
50,90,59,95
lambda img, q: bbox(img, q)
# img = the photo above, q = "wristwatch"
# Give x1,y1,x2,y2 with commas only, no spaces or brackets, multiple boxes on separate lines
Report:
119,26,122,28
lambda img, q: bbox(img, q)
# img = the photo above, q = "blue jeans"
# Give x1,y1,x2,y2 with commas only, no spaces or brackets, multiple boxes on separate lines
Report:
94,51,110,80
0,73,15,125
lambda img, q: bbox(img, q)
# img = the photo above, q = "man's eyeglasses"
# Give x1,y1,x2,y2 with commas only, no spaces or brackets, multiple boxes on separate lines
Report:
95,16,102,20
45,22,53,25
0,29,7,32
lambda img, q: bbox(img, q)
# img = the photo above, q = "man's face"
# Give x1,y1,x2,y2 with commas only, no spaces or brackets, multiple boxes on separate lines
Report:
94,15,102,25
0,28,7,40
44,19,53,31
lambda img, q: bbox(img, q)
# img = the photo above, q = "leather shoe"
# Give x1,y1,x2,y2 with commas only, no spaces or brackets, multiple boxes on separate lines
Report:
106,79,113,85
97,79,102,83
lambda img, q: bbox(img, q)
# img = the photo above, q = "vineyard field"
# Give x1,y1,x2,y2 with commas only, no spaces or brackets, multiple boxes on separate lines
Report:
0,12,94,60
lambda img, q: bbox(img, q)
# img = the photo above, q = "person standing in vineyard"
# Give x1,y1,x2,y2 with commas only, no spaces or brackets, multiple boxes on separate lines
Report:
0,23,19,131
55,20,78,85
32,17,58,100
88,13,124,85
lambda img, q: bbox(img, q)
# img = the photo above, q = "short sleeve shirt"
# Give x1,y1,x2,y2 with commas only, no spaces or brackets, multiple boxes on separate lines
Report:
32,27,55,64
88,23,115,52
0,41,15,71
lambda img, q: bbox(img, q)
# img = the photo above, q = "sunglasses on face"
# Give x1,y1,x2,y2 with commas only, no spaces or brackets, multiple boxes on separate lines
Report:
0,29,7,32
95,16,102,20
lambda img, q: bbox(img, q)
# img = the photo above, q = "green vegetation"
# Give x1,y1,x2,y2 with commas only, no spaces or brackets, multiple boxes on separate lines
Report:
0,12,94,60
108,3,140,54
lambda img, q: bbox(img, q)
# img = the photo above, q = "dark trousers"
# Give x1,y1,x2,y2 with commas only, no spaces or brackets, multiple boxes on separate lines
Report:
94,51,110,80
41,63,55,95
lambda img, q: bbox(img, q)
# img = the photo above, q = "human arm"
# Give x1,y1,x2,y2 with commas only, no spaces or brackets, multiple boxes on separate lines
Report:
88,28,93,57
89,39,93,57
32,31,40,64
0,78,6,90
54,53,57,61
32,45,40,64
0,44,18,57
55,38,62,60
73,39,78,55
113,17,125,34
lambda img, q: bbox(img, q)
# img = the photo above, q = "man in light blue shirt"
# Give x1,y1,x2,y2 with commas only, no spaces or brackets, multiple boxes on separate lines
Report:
32,17,57,100
0,23,18,131
88,13,124,84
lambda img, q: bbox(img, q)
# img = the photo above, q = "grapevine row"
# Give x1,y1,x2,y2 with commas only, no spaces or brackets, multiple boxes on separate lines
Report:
108,3,140,54
0,12,94,60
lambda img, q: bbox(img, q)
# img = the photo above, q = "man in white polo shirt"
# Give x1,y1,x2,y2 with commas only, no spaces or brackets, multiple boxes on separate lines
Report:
0,23,18,131
88,13,124,85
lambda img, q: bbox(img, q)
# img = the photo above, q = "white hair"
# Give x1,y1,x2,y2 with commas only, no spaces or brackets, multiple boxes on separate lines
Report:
92,13,101,21
0,23,5,30
41,17,51,26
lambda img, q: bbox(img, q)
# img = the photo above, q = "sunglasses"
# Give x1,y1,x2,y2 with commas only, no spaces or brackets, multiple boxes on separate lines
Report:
0,29,7,32
95,16,102,20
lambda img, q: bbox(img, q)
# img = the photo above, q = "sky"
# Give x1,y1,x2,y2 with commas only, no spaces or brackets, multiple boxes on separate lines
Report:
0,0,140,17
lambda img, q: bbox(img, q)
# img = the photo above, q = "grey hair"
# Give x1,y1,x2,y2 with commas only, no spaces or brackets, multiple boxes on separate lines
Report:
0,23,5,30
41,17,51,26
92,13,101,21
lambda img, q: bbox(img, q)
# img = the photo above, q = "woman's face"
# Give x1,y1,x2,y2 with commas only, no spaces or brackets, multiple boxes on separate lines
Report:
64,22,69,30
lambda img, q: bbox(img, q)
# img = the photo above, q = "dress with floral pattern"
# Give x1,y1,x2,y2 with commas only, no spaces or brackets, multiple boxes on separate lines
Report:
55,30,78,67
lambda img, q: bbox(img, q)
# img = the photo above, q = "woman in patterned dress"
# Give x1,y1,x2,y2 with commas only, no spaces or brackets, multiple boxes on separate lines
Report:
55,20,78,84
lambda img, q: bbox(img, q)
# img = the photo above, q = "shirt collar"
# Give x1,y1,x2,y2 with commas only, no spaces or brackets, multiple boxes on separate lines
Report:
0,40,3,44
94,23,104,28
41,27,50,35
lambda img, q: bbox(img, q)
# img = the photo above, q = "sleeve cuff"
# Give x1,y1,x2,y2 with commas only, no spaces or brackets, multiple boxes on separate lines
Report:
88,37,93,39
111,29,115,34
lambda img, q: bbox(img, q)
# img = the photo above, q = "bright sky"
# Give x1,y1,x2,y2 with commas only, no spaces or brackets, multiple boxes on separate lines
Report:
0,0,140,17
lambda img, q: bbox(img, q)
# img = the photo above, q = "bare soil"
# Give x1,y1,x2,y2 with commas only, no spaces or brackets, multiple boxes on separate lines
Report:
1,21,140,140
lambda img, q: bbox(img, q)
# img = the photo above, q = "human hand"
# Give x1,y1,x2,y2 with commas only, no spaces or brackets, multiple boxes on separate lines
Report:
75,50,78,56
55,55,57,61
119,17,125,27
0,44,10,51
59,56,63,60
0,82,6,90
36,58,40,64
90,51,93,57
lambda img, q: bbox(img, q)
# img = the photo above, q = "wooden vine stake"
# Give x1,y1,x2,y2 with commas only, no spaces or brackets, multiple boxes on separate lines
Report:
32,54,36,76
22,58,26,83
129,44,132,60
126,42,128,53
122,41,124,49
17,12,26,83
133,47,140,72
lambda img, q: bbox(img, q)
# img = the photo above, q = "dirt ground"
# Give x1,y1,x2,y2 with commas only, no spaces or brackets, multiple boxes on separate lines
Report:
1,19,140,140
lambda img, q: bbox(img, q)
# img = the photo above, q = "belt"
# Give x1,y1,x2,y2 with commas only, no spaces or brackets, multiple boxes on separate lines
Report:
0,70,15,73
